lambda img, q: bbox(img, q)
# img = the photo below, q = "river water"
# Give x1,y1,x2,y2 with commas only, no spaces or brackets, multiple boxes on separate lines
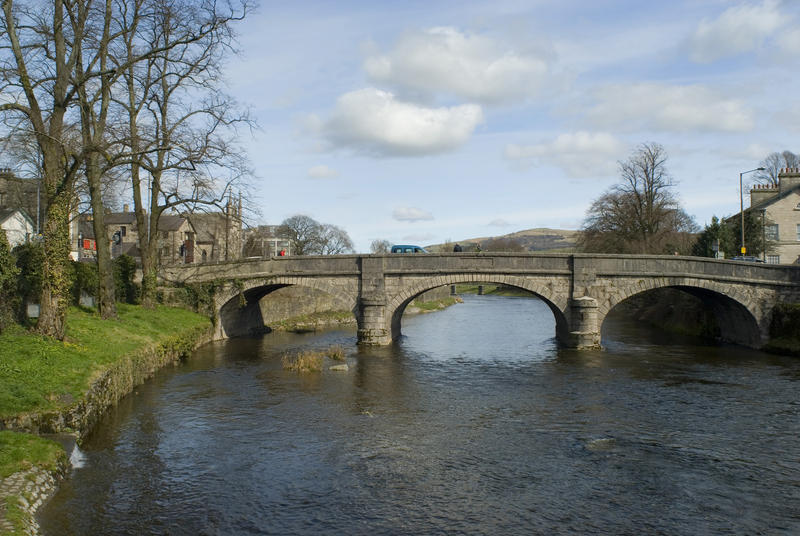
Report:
40,295,800,535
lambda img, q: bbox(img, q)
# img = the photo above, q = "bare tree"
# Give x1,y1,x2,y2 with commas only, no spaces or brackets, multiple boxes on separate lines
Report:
754,151,800,186
0,0,90,338
579,143,698,254
318,224,354,254
280,215,355,255
280,215,322,256
113,0,253,307
370,239,391,253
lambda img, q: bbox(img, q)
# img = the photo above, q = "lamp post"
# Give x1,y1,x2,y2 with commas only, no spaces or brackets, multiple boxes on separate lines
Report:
740,167,766,256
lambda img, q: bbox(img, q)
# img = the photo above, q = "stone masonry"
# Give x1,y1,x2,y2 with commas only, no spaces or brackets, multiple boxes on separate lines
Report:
159,253,800,349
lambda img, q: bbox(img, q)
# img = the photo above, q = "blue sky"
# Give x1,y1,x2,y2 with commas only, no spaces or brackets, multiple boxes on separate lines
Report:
224,0,800,252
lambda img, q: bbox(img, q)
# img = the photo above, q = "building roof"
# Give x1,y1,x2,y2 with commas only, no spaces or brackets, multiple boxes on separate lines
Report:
158,214,190,232
0,207,34,226
104,212,137,225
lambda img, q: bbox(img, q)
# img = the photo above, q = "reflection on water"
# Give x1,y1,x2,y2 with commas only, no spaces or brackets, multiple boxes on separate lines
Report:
40,295,800,535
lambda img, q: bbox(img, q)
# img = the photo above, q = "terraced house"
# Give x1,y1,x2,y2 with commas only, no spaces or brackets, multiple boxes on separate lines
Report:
744,167,800,264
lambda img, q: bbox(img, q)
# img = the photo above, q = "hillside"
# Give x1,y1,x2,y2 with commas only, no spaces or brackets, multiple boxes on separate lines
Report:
430,228,579,253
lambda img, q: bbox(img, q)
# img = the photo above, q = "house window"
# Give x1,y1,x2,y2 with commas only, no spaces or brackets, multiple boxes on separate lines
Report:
162,231,169,239
120,226,126,237
796,224,800,241
767,255,780,264
765,224,779,241
0,192,4,205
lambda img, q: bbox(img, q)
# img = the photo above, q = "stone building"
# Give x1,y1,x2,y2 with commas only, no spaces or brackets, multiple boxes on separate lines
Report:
185,195,244,263
742,167,800,264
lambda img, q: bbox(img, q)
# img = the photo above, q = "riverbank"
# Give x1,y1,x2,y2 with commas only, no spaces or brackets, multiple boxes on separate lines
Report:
0,305,212,535
270,296,463,333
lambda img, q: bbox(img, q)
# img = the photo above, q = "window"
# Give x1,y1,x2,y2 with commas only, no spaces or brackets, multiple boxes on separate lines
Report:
765,224,779,241
162,231,169,239
796,224,800,241
767,255,780,264
0,192,4,206
120,226,126,237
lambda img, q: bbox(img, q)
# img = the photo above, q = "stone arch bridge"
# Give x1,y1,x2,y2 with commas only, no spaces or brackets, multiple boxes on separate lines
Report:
158,253,800,349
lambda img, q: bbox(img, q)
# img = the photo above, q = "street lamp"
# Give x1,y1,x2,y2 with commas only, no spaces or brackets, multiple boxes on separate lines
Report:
740,167,766,256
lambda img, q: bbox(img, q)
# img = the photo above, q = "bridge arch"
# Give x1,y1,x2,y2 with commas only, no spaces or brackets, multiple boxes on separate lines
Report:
386,274,571,344
215,276,358,338
599,278,766,347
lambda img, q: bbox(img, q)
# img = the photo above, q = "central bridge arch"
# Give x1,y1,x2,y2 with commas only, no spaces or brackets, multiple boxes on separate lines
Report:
386,274,571,343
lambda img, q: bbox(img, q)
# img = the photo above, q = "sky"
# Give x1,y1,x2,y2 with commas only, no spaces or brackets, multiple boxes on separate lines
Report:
223,0,800,253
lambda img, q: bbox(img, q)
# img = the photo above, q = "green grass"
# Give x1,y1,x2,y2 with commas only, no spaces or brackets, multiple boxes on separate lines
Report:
0,431,65,479
454,284,535,297
411,297,460,311
0,304,209,419
272,310,355,332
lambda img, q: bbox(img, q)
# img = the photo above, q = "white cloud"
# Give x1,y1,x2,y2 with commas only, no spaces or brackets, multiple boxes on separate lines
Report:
587,83,754,133
777,27,800,54
488,218,511,227
688,0,784,63
504,131,626,178
393,207,434,222
321,88,483,157
364,27,551,104
307,165,339,179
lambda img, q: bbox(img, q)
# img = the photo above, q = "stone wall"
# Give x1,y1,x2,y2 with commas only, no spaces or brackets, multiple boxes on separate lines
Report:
0,461,68,536
258,286,354,326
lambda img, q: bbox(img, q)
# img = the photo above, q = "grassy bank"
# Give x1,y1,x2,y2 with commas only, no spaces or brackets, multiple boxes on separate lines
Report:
271,310,355,332
0,304,209,419
0,304,209,535
455,284,534,298
409,296,462,312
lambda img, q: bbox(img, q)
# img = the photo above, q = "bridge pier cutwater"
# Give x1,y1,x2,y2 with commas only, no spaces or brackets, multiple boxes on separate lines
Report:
159,253,800,350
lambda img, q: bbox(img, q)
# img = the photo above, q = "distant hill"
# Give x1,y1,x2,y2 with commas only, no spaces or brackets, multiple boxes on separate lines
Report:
429,228,579,253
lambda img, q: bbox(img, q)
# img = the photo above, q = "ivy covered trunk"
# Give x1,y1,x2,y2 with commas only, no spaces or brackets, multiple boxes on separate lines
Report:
36,190,72,340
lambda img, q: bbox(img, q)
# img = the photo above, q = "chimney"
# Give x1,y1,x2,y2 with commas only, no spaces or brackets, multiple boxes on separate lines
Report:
750,182,778,206
123,204,130,212
779,167,800,195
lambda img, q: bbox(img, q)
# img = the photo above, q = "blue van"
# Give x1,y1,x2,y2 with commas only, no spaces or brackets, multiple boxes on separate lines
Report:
391,245,428,254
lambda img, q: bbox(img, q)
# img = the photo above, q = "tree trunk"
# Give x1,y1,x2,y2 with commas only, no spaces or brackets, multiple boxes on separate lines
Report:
86,155,117,319
36,188,71,339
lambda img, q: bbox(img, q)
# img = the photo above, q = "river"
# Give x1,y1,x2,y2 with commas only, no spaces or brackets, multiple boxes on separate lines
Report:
39,294,800,535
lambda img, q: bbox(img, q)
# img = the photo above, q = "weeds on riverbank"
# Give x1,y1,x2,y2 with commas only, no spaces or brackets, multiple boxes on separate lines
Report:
281,345,348,372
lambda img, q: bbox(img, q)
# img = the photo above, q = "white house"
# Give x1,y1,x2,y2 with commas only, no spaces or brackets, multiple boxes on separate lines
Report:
0,208,35,247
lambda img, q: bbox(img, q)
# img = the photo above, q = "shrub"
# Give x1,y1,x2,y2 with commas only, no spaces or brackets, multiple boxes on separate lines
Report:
12,241,44,320
71,260,99,306
113,254,139,304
